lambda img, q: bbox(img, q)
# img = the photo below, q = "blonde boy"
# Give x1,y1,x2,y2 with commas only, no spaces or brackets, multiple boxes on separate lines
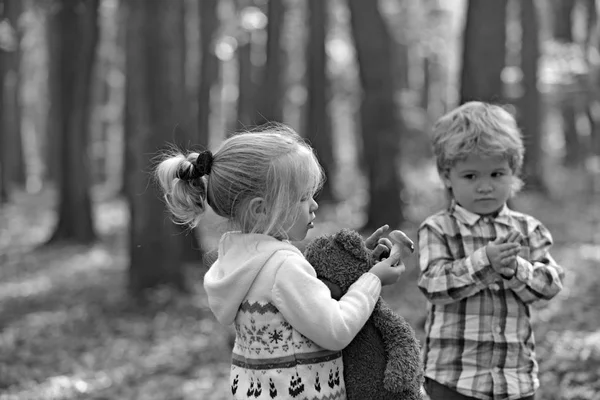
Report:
418,102,564,400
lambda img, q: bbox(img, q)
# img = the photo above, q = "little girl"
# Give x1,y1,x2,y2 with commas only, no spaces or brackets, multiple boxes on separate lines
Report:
155,124,404,400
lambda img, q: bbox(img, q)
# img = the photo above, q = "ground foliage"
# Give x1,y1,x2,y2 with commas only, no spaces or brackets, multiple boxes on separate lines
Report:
1,166,599,400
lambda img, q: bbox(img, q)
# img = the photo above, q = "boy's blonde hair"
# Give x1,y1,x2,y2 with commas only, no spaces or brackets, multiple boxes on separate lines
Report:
432,101,525,194
155,123,324,240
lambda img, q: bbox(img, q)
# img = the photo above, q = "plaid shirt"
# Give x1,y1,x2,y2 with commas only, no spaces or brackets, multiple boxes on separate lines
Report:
418,201,564,400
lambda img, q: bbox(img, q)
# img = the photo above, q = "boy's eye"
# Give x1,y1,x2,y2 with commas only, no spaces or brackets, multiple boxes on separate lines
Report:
462,174,476,180
492,171,506,177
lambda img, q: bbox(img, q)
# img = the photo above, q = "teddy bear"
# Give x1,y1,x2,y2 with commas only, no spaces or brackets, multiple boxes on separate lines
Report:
304,228,424,400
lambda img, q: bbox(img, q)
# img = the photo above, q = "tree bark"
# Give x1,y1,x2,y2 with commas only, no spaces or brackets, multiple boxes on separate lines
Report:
198,0,219,145
0,40,6,203
551,0,581,166
0,0,25,203
256,0,285,124
519,0,547,192
125,0,189,296
236,31,255,130
553,0,575,42
47,0,99,244
347,0,405,230
305,0,335,203
460,0,508,104
3,0,25,186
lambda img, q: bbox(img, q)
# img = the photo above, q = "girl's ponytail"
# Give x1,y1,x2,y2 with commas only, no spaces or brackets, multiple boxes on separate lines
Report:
155,152,209,228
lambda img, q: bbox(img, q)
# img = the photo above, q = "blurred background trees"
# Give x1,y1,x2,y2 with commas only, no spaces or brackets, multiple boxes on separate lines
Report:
1,0,599,296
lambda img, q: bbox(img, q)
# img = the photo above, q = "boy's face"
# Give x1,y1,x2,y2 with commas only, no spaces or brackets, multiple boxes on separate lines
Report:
443,154,514,216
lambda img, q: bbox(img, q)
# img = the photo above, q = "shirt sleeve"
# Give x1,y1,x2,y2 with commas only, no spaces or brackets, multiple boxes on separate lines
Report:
505,221,564,304
417,221,498,305
272,254,381,351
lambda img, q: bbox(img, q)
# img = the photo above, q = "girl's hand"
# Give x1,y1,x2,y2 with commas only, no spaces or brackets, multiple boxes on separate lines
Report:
368,244,404,286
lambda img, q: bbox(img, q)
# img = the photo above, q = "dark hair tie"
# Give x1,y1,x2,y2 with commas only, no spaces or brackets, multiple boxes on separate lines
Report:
176,150,214,181
195,150,214,176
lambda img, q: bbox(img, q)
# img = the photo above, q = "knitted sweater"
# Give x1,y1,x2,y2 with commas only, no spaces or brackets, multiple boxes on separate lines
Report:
204,232,382,400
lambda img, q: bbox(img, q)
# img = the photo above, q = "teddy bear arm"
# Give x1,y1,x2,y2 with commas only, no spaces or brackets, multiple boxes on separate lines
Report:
372,300,424,394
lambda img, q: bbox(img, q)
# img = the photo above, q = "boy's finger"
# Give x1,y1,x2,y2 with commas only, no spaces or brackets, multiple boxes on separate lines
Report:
372,243,390,260
365,224,390,248
499,248,520,259
505,231,522,243
378,237,393,249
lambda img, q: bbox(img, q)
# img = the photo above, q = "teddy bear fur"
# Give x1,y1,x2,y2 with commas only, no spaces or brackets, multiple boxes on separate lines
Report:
304,228,424,400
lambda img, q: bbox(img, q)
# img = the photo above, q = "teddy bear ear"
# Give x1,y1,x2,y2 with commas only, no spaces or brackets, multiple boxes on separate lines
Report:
304,235,332,264
334,229,369,261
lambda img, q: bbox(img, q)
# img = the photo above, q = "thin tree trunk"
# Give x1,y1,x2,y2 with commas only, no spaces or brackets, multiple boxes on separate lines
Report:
552,0,581,166
236,34,255,130
0,39,6,203
519,0,546,192
305,0,335,203
47,0,99,244
460,0,508,104
347,0,405,230
256,0,284,124
4,0,25,187
125,0,189,296
198,0,219,145
553,0,575,42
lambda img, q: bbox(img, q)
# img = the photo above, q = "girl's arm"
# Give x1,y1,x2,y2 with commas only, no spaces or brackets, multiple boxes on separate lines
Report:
417,222,498,305
272,255,381,351
504,222,564,304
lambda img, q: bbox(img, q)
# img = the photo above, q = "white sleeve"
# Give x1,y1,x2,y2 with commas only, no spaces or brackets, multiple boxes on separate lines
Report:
271,254,381,351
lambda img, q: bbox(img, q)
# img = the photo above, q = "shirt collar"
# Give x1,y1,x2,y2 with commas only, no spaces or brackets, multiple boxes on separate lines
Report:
449,200,512,227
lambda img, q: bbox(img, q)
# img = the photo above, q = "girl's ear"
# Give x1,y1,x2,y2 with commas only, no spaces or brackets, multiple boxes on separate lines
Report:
248,197,266,217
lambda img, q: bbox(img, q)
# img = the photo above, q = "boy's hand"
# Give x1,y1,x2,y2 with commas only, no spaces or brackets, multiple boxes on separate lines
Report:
486,231,523,278
365,225,394,260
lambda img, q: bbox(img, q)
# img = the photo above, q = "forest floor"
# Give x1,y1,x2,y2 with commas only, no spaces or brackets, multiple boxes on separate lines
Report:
1,166,600,400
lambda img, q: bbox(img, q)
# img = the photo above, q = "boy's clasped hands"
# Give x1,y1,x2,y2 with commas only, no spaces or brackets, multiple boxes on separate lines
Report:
486,230,523,279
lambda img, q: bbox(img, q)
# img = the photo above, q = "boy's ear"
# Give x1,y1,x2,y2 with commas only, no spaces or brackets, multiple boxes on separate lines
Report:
441,169,452,189
248,197,267,217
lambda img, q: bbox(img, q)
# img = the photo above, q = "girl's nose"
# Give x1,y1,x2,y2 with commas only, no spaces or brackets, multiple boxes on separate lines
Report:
310,198,319,212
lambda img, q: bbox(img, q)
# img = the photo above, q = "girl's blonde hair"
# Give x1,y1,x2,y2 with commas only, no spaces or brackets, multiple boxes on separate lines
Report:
432,101,525,194
155,123,324,239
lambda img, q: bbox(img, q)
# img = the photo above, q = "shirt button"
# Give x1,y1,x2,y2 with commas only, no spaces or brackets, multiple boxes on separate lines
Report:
489,283,500,291
495,326,502,334
493,366,501,373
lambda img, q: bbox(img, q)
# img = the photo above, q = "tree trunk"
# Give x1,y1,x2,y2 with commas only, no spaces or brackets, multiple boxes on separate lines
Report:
519,0,547,192
47,0,99,244
0,0,24,203
305,0,335,203
553,0,574,42
198,0,219,145
0,42,6,203
125,0,189,296
347,0,405,230
460,0,508,104
3,0,25,187
256,0,285,124
236,33,256,130
551,0,581,166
